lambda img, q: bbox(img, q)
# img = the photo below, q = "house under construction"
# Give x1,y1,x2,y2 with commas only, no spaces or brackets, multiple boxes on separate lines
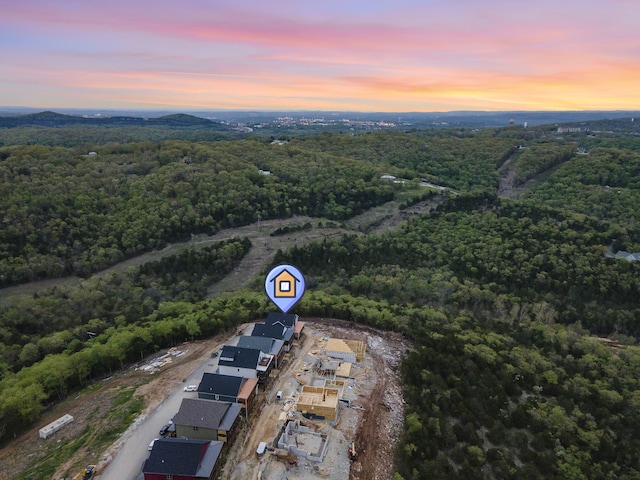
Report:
335,361,352,378
324,338,366,363
277,420,329,462
315,358,340,376
296,385,340,422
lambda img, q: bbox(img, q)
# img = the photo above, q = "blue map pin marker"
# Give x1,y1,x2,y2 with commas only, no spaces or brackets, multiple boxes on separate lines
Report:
265,264,306,313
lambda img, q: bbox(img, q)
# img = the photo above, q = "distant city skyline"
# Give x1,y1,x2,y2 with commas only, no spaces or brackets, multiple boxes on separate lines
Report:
1,0,639,112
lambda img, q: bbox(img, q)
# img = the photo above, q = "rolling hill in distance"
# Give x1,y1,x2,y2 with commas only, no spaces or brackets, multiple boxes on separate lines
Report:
2,108,640,131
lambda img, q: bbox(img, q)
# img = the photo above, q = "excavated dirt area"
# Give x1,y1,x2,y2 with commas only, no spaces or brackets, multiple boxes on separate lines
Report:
222,318,411,480
0,319,410,480
0,336,221,480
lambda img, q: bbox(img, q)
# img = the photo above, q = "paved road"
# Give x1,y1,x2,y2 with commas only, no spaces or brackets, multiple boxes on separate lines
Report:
96,352,222,479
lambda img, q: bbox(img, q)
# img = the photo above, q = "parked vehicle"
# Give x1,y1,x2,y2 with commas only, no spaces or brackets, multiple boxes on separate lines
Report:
149,438,159,451
159,423,175,437
183,385,197,392
256,441,267,457
73,465,96,480
348,441,358,460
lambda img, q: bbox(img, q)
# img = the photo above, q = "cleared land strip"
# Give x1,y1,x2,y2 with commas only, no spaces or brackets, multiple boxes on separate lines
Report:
0,194,443,303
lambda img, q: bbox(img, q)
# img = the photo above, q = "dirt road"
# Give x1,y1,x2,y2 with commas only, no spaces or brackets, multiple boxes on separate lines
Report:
0,193,444,304
95,338,229,480
0,336,221,480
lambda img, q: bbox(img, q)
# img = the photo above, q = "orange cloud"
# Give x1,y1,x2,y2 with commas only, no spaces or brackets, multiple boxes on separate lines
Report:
1,0,640,110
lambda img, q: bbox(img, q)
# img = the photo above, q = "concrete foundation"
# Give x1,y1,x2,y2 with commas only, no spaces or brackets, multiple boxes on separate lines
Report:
277,420,329,462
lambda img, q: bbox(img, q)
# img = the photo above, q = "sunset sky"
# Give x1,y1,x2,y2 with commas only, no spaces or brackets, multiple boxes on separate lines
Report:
1,0,639,112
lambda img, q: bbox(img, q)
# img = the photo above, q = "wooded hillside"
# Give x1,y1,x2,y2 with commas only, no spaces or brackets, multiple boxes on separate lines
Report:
1,121,640,479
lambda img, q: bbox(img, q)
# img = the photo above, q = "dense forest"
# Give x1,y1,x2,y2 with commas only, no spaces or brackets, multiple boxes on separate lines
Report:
0,237,251,373
0,129,528,287
275,195,640,478
1,119,640,478
522,141,640,228
0,139,398,286
277,193,640,335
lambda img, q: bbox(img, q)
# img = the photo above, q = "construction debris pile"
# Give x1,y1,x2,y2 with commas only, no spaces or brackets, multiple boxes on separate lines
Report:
135,347,188,374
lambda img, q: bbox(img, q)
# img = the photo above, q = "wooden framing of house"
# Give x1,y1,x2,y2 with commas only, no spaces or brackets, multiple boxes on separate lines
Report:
315,358,340,376
335,361,352,378
324,338,366,363
296,386,339,422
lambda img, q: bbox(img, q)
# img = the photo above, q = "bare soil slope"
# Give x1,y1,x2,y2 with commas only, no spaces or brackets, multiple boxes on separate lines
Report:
0,336,222,480
221,319,410,480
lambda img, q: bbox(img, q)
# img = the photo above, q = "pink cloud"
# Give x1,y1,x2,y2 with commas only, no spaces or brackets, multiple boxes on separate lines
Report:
1,0,640,110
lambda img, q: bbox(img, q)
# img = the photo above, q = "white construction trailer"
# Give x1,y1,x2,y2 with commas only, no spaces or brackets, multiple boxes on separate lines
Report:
39,414,74,439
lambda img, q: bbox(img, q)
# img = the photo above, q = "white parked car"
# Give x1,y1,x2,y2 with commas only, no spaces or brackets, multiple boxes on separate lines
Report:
148,438,159,450
183,385,197,392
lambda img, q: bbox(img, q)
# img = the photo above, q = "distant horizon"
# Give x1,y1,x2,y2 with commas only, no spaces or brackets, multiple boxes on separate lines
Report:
1,1,639,112
2,106,640,116
2,107,637,131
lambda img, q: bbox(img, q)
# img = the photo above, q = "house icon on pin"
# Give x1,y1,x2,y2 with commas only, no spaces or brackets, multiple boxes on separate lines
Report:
270,269,299,298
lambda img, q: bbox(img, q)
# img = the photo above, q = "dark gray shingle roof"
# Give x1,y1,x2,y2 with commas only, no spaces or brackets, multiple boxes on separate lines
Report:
218,345,261,369
143,438,221,476
174,398,230,430
197,373,244,397
238,335,274,352
266,312,299,327
252,323,294,342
